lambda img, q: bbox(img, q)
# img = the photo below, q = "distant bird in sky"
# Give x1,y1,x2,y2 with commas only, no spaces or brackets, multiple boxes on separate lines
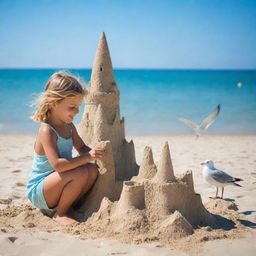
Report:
237,81,243,88
201,160,243,199
178,104,221,138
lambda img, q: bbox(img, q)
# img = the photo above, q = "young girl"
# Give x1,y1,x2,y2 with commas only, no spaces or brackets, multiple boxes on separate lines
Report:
26,71,105,226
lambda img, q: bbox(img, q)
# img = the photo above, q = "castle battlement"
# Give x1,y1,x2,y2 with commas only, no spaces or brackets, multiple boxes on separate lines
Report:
85,90,120,106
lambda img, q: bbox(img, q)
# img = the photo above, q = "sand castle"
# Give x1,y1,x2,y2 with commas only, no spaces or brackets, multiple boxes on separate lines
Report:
78,32,215,235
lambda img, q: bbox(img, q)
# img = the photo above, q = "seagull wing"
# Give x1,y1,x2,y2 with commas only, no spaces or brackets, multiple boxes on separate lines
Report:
177,117,197,130
199,104,221,130
210,169,234,184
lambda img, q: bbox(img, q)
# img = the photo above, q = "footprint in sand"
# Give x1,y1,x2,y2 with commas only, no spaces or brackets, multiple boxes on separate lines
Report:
11,195,21,199
12,169,21,173
22,222,36,228
0,198,12,204
8,159,17,163
15,182,25,187
7,237,18,243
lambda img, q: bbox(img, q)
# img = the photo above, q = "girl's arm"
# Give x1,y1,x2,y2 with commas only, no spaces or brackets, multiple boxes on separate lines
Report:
38,125,104,173
70,123,91,155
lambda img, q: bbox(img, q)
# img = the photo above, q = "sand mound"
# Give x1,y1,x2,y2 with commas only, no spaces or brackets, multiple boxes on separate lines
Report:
158,211,194,240
205,199,239,213
0,196,248,253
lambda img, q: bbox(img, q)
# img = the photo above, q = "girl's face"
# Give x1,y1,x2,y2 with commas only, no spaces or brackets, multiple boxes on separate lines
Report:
52,94,84,124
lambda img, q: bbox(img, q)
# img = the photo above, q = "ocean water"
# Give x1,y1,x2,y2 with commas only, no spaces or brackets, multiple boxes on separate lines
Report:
0,69,255,135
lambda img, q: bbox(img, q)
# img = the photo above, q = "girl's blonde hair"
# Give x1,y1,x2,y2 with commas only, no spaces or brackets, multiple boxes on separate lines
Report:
31,71,86,122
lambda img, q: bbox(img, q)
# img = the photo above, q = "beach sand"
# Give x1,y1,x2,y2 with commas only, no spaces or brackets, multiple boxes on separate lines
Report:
0,134,256,255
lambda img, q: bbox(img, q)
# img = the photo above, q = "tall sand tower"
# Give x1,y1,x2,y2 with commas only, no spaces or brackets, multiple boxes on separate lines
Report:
79,32,138,180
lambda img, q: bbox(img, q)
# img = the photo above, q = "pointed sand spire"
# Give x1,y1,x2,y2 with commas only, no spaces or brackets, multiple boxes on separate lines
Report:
133,146,157,180
154,142,175,183
90,32,115,92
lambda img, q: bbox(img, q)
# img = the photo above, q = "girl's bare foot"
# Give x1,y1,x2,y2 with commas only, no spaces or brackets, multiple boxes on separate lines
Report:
53,213,79,226
68,207,84,221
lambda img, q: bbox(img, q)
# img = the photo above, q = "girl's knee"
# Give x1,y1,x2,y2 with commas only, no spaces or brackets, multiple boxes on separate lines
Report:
78,167,89,179
60,164,96,184
69,167,89,182
87,163,99,179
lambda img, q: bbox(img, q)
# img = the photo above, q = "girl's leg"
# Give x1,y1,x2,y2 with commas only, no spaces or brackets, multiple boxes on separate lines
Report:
78,163,98,197
43,165,90,226
72,163,99,210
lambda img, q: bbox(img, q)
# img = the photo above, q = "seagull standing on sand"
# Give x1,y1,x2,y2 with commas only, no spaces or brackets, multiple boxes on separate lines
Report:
201,160,243,199
178,104,221,138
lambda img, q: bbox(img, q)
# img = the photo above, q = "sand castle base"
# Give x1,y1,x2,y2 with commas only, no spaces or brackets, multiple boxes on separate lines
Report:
77,140,215,243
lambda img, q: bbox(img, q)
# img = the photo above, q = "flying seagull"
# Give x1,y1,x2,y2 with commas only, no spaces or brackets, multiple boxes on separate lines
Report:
178,104,221,138
201,160,243,199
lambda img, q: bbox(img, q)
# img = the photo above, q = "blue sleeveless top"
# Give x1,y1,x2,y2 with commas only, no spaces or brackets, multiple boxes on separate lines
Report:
26,123,73,209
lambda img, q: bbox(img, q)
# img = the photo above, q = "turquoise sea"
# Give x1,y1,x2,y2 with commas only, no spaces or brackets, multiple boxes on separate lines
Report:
0,69,255,135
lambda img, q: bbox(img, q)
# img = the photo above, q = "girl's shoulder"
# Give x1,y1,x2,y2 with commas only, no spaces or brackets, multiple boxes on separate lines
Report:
34,124,57,153
38,124,58,140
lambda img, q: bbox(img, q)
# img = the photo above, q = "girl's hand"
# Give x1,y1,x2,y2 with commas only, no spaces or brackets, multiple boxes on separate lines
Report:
87,147,105,161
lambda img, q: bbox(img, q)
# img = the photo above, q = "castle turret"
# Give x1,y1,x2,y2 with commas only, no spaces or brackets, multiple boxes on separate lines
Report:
153,142,175,183
90,32,116,93
79,32,138,180
132,146,157,181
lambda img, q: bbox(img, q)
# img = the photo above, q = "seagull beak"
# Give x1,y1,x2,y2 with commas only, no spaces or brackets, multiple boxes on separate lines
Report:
201,162,205,165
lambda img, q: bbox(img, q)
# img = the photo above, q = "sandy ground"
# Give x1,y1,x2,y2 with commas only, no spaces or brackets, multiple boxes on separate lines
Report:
0,134,256,255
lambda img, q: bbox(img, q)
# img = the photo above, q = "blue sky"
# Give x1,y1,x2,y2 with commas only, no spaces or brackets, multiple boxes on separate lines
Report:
0,0,255,69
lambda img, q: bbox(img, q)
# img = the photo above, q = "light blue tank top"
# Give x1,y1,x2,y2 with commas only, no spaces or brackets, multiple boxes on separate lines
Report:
26,123,73,194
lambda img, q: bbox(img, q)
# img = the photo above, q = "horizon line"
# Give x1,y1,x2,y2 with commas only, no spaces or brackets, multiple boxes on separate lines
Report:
0,67,256,71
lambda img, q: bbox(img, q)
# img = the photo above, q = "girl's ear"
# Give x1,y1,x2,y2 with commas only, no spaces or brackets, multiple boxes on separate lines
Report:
49,101,57,109
51,99,62,109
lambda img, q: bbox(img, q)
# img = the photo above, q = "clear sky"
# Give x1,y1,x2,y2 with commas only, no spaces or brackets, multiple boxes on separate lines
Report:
0,0,255,69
